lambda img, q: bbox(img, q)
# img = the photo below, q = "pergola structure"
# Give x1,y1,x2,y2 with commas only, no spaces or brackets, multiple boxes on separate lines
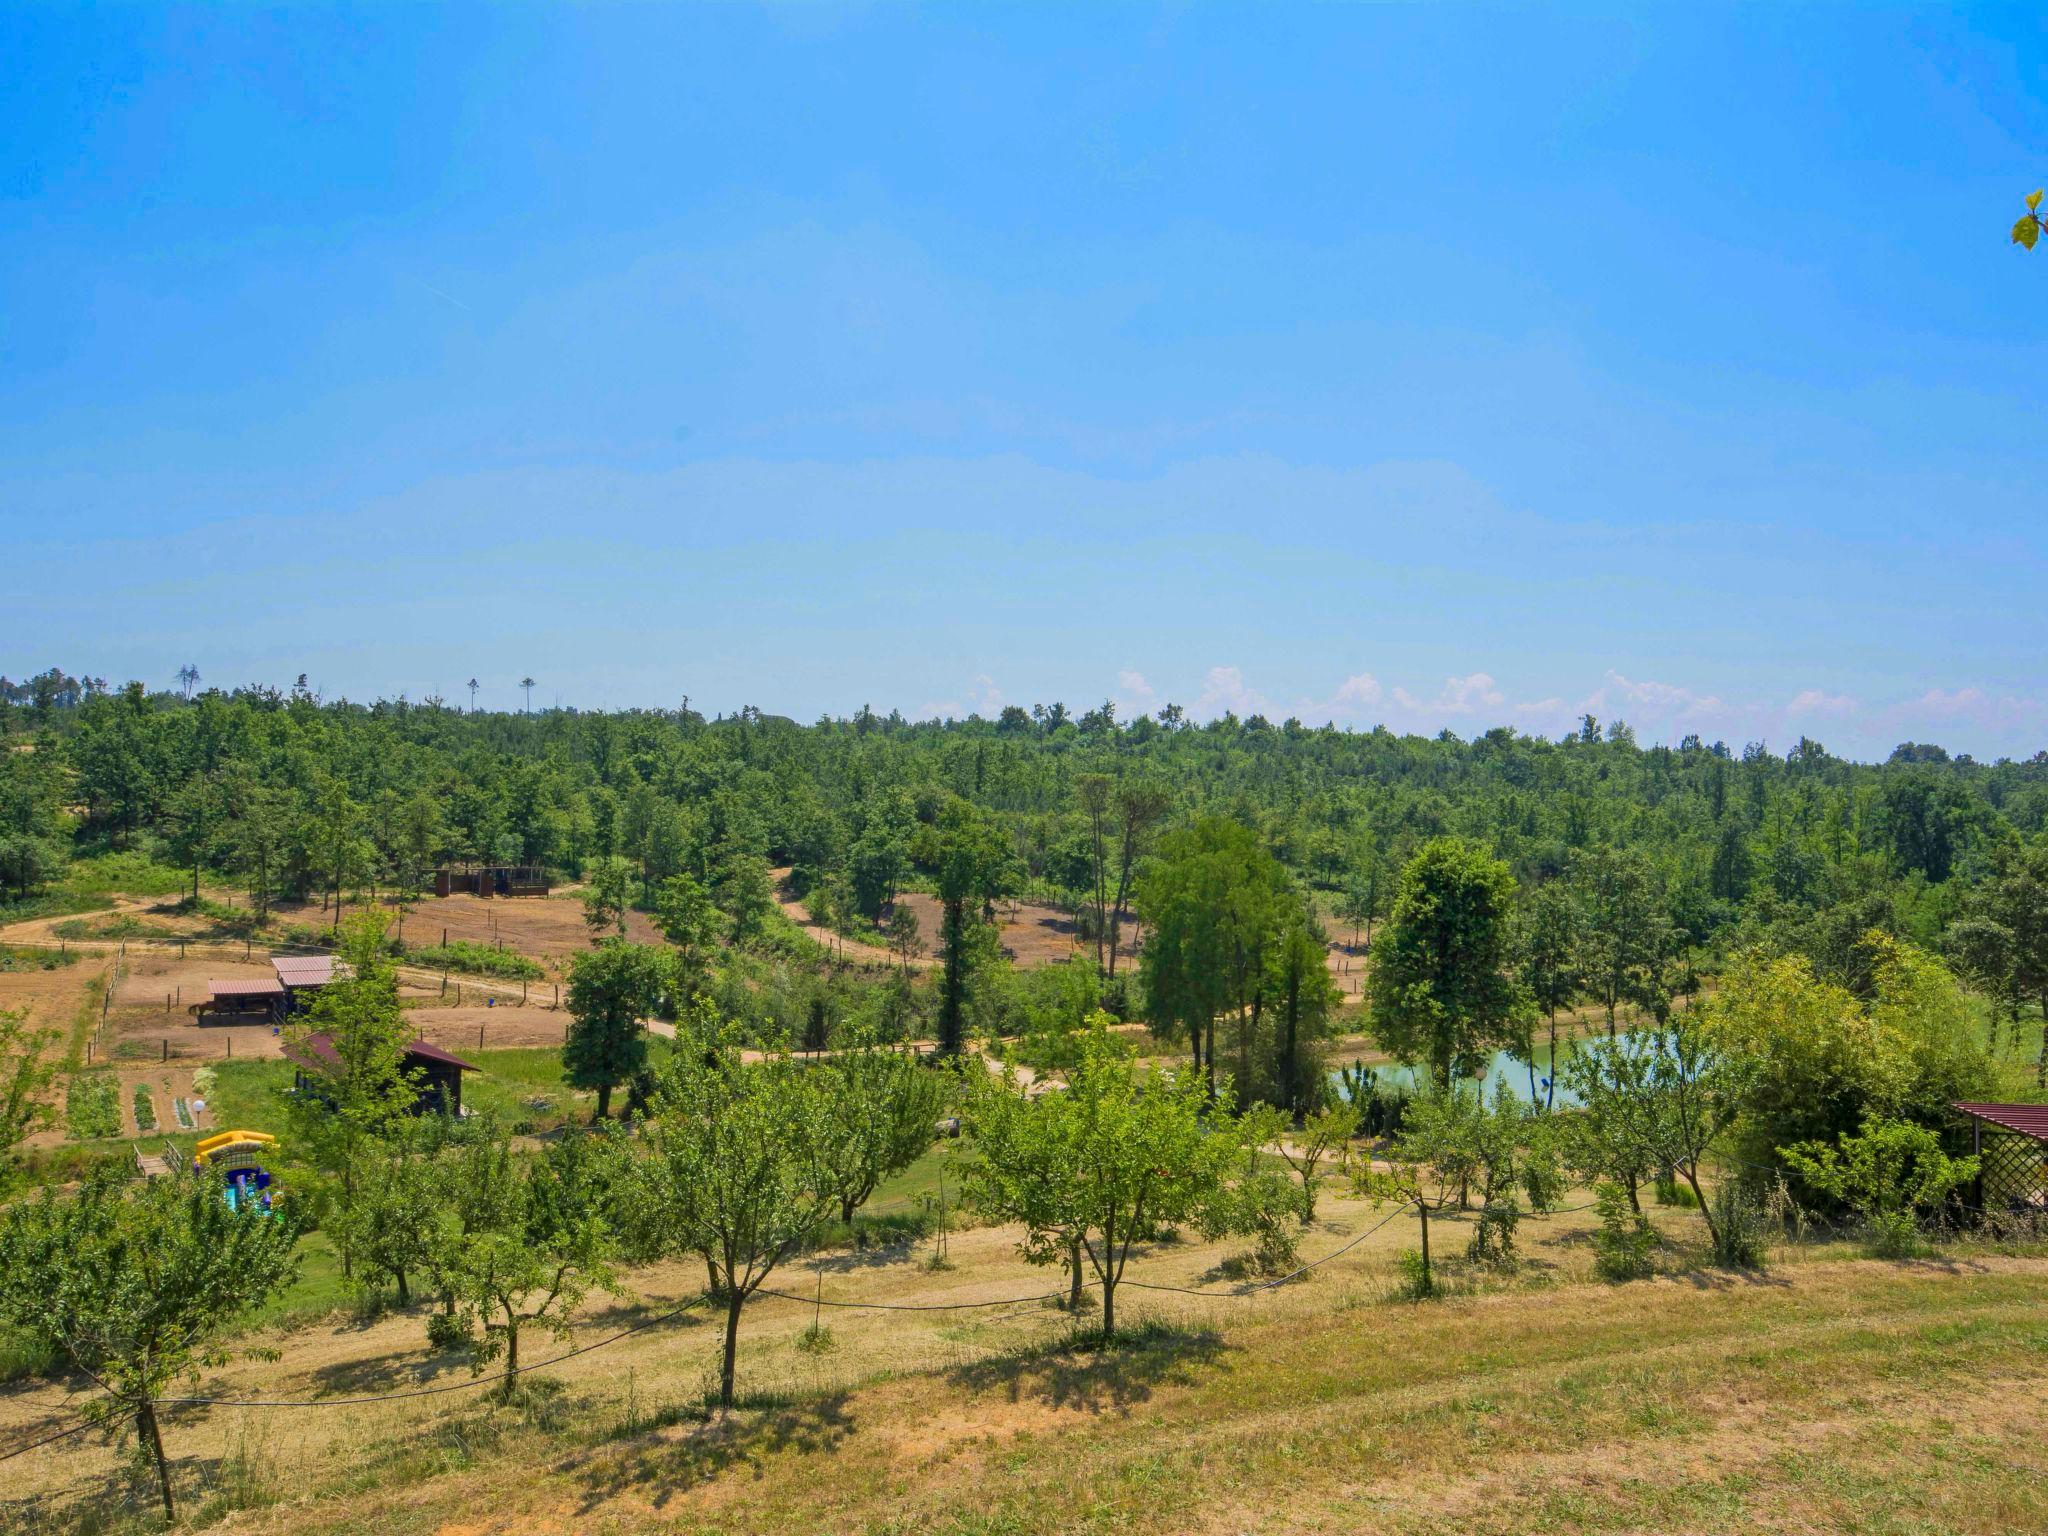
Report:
1953,1102,2048,1214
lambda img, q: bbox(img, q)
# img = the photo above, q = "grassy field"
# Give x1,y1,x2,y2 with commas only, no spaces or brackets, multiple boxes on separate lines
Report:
7,1227,2045,1535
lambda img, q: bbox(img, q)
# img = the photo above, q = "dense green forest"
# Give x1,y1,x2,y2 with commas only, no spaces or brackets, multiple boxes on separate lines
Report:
5,665,2048,1094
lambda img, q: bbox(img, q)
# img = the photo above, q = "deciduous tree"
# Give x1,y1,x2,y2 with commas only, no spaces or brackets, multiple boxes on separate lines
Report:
642,1020,835,1407
1369,838,1527,1087
0,1163,302,1520
967,1021,1241,1336
565,940,667,1119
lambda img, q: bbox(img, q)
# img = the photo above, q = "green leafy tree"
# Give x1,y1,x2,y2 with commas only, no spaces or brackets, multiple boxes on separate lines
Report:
285,912,420,1276
966,1020,1242,1336
642,1019,835,1407
581,854,634,942
309,777,370,927
1266,896,1343,1114
885,902,924,973
712,848,777,944
1518,879,1583,1107
162,768,227,902
1571,846,1670,1037
1075,772,1114,971
1251,1098,1360,1223
230,783,290,922
819,1034,946,1223
1137,817,1289,1097
1972,846,2048,1084
929,801,1015,1055
0,1164,302,1520
350,1126,445,1305
0,1007,57,1193
654,871,723,998
1369,837,1527,1087
1105,778,1170,981
564,940,667,1119
1707,936,1994,1176
1559,1034,1662,1213
1338,831,1390,950
442,1126,625,1399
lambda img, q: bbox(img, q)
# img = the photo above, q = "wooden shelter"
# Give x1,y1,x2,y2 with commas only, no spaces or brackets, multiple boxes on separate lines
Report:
284,1031,479,1116
1953,1102,2048,1214
433,862,550,898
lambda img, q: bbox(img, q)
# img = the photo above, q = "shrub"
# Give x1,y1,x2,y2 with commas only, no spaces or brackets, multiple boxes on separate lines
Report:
1393,1248,1434,1300
1591,1182,1657,1281
1469,1197,1521,1266
1708,940,1995,1180
0,945,78,973
1781,1115,1978,1259
1710,1180,1770,1268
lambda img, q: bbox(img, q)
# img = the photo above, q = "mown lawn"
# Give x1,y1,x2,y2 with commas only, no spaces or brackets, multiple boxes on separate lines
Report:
52,1252,2042,1536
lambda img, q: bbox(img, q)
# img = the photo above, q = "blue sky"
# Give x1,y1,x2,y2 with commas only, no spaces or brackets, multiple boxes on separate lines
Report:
3,4,2044,760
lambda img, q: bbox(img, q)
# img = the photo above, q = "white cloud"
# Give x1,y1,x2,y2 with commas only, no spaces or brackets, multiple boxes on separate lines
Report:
1913,686,1987,715
1115,668,1157,717
1601,670,1726,721
916,672,1004,721
1787,688,1857,716
1192,664,1273,720
1393,672,1505,716
1292,670,1384,722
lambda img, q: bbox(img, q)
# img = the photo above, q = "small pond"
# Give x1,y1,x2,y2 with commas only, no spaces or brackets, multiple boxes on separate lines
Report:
1333,1029,1651,1110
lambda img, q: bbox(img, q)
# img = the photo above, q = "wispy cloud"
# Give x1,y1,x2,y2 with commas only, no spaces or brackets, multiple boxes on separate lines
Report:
1192,664,1273,720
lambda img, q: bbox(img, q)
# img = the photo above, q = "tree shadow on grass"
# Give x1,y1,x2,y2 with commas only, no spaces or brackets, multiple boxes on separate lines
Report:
812,1234,927,1273
561,1392,858,1514
1668,1264,1796,1291
306,1347,474,1397
941,1318,1230,1414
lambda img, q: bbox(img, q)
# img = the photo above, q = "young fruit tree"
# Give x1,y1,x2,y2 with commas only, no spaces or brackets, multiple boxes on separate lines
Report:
818,1033,946,1224
284,911,422,1278
966,1018,1242,1337
642,1020,836,1408
440,1126,626,1401
0,1163,302,1520
1248,1098,1360,1224
0,1006,56,1193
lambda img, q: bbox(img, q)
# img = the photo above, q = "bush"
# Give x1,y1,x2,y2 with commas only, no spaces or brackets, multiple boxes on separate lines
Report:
132,1084,157,1132
425,1308,472,1352
0,944,78,972
1393,1248,1434,1300
1710,1181,1770,1268
1780,1115,1979,1260
1709,940,1996,1181
1653,1171,1700,1208
1591,1182,1657,1281
1469,1197,1521,1266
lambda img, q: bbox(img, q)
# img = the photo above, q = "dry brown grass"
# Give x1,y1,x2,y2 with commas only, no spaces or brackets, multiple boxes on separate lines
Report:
21,1176,2048,1536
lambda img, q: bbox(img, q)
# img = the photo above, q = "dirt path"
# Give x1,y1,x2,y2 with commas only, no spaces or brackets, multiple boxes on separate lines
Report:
769,869,929,970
